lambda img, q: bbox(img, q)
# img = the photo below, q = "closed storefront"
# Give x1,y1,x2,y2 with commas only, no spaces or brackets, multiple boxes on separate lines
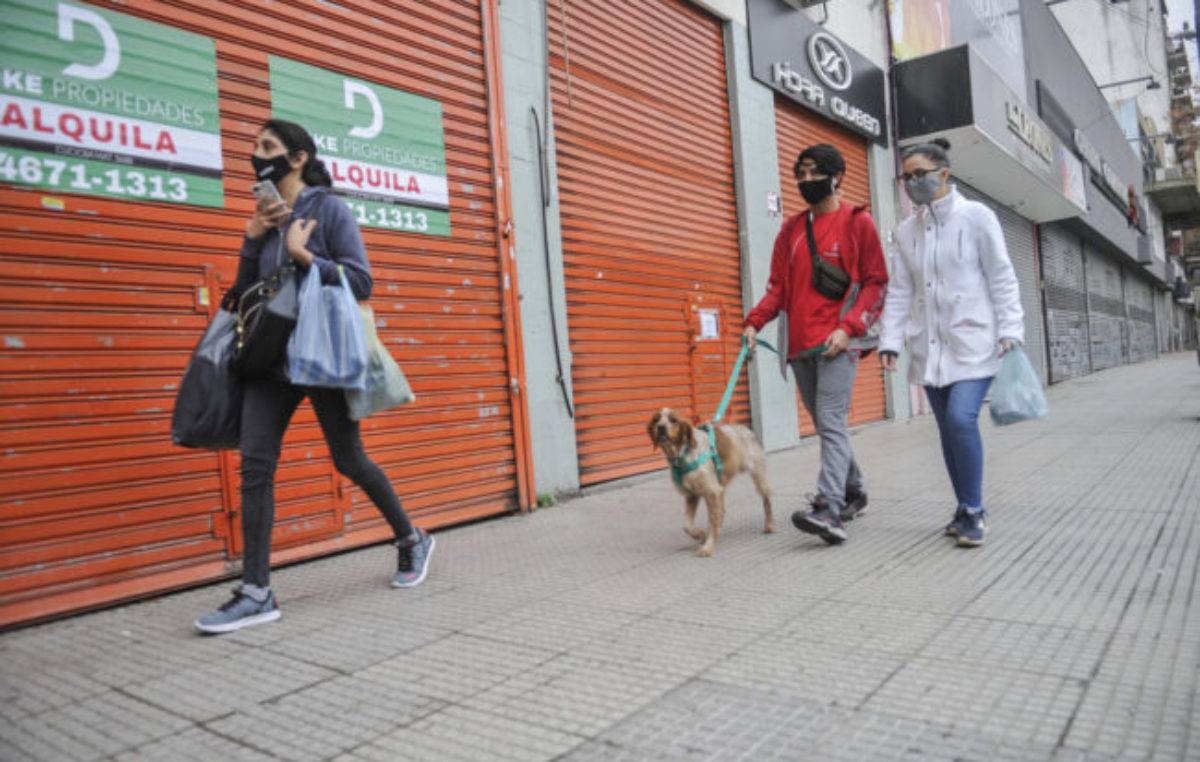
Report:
1125,275,1157,364
773,97,886,435
1156,291,1172,353
1039,224,1091,382
549,0,746,485
1085,244,1128,370
957,183,1047,385
0,0,528,626
1177,303,1195,350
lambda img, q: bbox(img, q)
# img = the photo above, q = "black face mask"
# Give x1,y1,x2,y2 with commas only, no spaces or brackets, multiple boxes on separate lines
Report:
798,176,835,205
251,153,294,182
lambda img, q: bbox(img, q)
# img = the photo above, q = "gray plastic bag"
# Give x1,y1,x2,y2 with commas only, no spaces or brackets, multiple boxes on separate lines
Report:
345,305,415,420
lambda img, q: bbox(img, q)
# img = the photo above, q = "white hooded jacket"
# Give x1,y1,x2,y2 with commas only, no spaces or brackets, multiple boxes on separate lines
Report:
878,186,1024,388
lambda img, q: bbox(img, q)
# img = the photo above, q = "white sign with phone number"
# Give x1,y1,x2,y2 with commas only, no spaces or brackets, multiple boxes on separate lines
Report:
0,149,190,201
0,1,224,207
343,200,429,233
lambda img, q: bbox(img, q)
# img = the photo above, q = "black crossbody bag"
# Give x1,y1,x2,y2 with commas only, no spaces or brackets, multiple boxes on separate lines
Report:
806,212,851,301
229,191,330,377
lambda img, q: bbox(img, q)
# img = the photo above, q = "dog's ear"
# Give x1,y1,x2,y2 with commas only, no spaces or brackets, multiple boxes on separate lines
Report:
647,412,660,451
674,419,694,450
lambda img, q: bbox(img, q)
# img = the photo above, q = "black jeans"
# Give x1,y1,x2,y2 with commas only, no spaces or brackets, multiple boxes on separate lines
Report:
239,375,413,587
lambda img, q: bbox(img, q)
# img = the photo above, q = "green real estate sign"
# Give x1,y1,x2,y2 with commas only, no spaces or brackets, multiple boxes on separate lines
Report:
0,0,224,207
269,57,450,237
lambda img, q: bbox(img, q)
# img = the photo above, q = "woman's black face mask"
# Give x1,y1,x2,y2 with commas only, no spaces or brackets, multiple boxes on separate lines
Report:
251,153,293,183
798,176,835,205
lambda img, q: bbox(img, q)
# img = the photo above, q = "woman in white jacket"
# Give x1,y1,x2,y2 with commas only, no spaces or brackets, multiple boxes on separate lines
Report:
878,139,1024,547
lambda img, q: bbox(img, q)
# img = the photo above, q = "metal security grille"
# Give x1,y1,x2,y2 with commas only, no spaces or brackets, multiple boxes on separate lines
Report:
957,183,1046,385
549,0,746,485
1085,244,1127,370
0,0,527,627
773,96,885,435
1039,224,1091,382
1125,274,1157,364
1156,291,1170,351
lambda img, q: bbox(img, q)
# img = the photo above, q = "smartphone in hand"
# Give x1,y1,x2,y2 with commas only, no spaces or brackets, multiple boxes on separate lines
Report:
251,179,284,206
251,179,289,227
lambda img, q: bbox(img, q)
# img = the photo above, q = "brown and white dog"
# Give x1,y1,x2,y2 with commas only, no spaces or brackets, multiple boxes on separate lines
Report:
647,407,775,557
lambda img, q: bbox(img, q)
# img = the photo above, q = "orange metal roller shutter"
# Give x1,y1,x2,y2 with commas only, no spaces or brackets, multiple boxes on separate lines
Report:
549,0,747,486
773,95,886,435
0,0,529,627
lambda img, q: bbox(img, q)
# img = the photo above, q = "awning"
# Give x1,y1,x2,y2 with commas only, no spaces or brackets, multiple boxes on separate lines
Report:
895,45,1088,225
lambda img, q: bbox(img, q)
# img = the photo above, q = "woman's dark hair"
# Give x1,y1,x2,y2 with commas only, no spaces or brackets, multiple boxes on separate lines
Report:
259,118,333,187
901,137,951,167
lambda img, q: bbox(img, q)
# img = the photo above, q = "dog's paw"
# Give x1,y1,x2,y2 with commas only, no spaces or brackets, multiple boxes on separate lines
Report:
764,521,777,534
696,545,714,557
684,527,707,542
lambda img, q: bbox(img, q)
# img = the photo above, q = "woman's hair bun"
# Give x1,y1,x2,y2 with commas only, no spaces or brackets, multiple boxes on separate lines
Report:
931,137,951,151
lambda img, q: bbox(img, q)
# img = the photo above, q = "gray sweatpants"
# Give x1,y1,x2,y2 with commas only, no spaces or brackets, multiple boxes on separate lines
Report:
791,352,864,510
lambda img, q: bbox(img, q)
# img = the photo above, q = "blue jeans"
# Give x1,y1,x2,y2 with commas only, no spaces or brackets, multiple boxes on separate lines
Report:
924,377,993,512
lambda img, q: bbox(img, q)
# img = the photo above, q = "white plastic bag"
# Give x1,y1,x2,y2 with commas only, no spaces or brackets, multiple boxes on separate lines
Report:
345,305,415,420
989,346,1049,425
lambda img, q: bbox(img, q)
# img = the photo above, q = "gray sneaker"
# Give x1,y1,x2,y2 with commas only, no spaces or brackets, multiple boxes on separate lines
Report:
194,587,280,634
392,529,435,588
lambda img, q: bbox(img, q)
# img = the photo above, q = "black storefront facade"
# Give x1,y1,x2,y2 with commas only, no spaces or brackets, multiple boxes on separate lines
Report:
891,0,1168,385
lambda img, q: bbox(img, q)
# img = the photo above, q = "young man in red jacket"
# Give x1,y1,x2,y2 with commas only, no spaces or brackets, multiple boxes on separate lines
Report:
743,144,888,544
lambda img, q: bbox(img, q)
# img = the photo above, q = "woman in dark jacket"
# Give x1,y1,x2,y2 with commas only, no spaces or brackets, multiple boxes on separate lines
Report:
195,120,433,634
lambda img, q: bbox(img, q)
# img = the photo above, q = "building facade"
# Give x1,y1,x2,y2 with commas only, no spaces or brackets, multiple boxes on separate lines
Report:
0,0,534,626
891,0,1189,384
0,0,1195,627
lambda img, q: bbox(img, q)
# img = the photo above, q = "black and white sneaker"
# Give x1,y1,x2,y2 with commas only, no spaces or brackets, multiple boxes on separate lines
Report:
791,497,847,545
840,489,868,522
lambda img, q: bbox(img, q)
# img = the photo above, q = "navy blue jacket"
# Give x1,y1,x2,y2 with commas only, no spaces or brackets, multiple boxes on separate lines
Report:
233,186,372,300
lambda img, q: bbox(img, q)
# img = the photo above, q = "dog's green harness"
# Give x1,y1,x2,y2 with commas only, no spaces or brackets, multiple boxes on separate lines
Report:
669,423,723,492
666,337,780,494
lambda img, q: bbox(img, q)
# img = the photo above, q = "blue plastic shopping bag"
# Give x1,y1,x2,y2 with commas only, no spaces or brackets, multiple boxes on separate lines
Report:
989,346,1049,426
287,265,368,389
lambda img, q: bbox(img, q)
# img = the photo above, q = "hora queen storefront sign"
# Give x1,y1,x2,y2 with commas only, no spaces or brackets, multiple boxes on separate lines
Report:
747,0,888,144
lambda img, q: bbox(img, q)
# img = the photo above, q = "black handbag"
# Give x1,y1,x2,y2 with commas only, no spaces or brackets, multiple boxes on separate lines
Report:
806,212,851,302
230,192,329,377
230,252,300,377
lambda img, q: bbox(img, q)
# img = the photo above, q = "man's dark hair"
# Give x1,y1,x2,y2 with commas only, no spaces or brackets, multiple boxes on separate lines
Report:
794,143,846,178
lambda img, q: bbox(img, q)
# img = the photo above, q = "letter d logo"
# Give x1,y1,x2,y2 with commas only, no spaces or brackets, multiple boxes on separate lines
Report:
58,3,120,80
344,80,383,139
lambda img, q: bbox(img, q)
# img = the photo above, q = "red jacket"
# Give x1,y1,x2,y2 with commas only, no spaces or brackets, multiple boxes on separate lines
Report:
744,204,888,355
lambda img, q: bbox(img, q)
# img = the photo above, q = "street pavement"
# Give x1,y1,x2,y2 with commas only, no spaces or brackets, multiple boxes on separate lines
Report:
2,352,1199,761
